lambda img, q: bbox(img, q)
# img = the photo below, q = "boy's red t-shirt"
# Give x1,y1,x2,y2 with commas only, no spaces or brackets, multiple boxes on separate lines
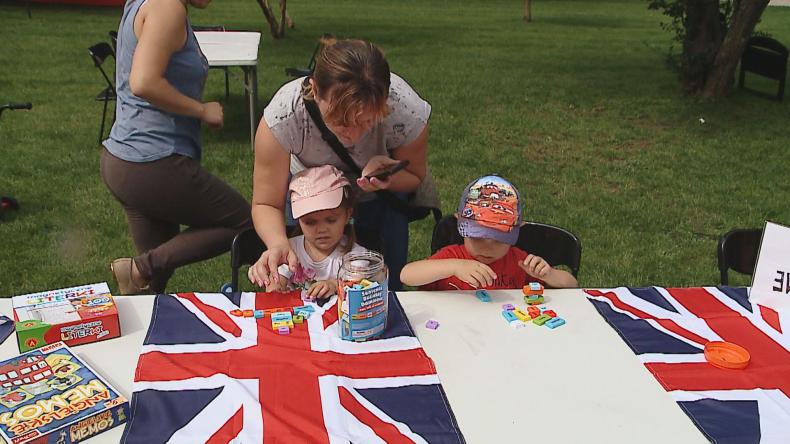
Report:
419,244,544,291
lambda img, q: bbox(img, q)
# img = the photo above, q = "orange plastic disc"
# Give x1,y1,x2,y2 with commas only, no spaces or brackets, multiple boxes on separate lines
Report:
704,341,750,370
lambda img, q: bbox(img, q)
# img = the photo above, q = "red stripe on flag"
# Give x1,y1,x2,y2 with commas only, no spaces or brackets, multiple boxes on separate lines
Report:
254,291,304,310
339,386,413,443
657,288,790,397
645,362,760,391
323,304,339,330
178,293,242,337
206,406,243,444
759,305,783,333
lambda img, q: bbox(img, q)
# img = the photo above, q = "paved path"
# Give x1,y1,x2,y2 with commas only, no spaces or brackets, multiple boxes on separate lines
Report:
770,0,790,6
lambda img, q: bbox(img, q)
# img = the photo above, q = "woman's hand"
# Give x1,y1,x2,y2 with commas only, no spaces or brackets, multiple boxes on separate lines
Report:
306,280,337,299
201,102,224,129
248,243,298,288
264,274,288,292
357,156,402,192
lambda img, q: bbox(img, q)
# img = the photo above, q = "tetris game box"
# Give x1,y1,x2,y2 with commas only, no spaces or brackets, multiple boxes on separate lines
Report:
12,284,120,353
0,342,129,444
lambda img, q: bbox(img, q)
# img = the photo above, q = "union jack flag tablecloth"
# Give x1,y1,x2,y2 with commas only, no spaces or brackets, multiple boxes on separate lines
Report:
585,287,790,444
121,291,465,443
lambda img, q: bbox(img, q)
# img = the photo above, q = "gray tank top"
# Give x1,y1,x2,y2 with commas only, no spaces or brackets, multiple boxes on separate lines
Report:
104,0,208,162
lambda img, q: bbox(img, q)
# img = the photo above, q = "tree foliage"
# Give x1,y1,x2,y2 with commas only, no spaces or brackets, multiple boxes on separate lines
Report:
647,0,770,97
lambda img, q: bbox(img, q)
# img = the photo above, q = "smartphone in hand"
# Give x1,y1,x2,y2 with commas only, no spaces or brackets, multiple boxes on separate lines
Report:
365,160,410,181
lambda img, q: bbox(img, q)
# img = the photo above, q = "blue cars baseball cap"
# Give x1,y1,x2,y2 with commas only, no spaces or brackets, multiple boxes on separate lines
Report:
457,175,522,245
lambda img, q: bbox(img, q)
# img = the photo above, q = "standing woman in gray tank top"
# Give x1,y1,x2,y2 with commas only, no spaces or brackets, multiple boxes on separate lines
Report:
100,0,252,294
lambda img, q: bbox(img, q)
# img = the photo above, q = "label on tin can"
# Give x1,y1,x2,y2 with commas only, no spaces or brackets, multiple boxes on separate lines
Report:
338,280,388,342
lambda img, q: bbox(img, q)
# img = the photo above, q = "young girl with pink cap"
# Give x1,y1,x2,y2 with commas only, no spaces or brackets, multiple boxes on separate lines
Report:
251,165,368,299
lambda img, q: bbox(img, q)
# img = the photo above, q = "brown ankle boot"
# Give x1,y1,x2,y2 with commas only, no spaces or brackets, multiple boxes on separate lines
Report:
111,258,150,295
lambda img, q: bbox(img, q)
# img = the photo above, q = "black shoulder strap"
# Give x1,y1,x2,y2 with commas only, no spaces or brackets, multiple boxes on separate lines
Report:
302,82,363,176
301,80,418,217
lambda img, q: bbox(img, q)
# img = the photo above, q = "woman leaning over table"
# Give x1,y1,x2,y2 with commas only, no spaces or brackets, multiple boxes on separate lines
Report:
249,36,432,291
101,0,252,294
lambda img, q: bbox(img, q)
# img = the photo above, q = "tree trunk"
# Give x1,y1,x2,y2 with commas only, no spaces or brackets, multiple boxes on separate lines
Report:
701,0,769,97
680,0,722,94
523,0,532,22
254,0,292,39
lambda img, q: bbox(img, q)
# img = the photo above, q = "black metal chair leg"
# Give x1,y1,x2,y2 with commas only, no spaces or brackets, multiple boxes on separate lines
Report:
99,98,108,145
224,67,230,99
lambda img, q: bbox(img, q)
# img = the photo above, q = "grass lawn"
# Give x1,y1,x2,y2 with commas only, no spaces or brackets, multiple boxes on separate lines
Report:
1,0,789,296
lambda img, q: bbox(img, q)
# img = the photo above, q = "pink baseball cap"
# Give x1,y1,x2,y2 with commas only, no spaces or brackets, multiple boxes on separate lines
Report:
289,165,350,219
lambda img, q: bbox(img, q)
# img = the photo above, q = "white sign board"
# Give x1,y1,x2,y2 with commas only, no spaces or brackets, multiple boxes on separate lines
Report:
749,221,790,311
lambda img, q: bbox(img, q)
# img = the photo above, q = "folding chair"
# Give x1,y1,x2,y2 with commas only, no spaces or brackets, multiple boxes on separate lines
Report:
192,25,230,98
108,30,118,56
284,33,333,78
88,42,116,144
717,228,763,286
431,215,582,278
222,226,300,294
739,36,788,101
222,228,267,294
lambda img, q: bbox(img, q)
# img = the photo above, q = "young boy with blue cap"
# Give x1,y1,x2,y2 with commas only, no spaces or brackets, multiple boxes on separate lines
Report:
400,175,577,290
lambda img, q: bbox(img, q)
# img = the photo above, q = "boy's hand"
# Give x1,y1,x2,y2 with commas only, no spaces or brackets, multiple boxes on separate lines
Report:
520,254,551,278
307,280,337,299
453,260,497,288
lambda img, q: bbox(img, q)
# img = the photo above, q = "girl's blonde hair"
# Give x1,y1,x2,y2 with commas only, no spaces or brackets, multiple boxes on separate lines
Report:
302,35,391,127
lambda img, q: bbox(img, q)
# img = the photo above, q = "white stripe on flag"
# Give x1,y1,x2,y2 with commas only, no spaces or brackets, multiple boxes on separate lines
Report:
343,385,428,444
637,353,707,364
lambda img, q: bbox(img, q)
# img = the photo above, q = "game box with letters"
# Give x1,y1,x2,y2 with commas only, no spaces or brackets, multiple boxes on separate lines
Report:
11,283,120,353
0,342,129,444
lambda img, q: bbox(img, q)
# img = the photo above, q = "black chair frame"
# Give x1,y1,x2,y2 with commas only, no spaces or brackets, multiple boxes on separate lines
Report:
108,30,118,56
431,215,582,278
739,36,788,101
284,33,333,78
88,42,117,145
228,228,267,293
717,228,763,286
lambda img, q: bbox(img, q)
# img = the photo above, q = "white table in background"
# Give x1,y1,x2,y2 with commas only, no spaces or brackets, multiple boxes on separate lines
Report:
0,290,707,443
195,31,261,150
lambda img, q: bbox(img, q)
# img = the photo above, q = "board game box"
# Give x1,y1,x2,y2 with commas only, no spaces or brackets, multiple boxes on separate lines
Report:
0,342,129,444
12,283,120,352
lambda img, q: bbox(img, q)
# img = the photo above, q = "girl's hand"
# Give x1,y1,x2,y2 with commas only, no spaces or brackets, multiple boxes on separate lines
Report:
453,259,497,288
307,280,337,299
248,243,298,288
357,156,401,192
520,254,551,279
